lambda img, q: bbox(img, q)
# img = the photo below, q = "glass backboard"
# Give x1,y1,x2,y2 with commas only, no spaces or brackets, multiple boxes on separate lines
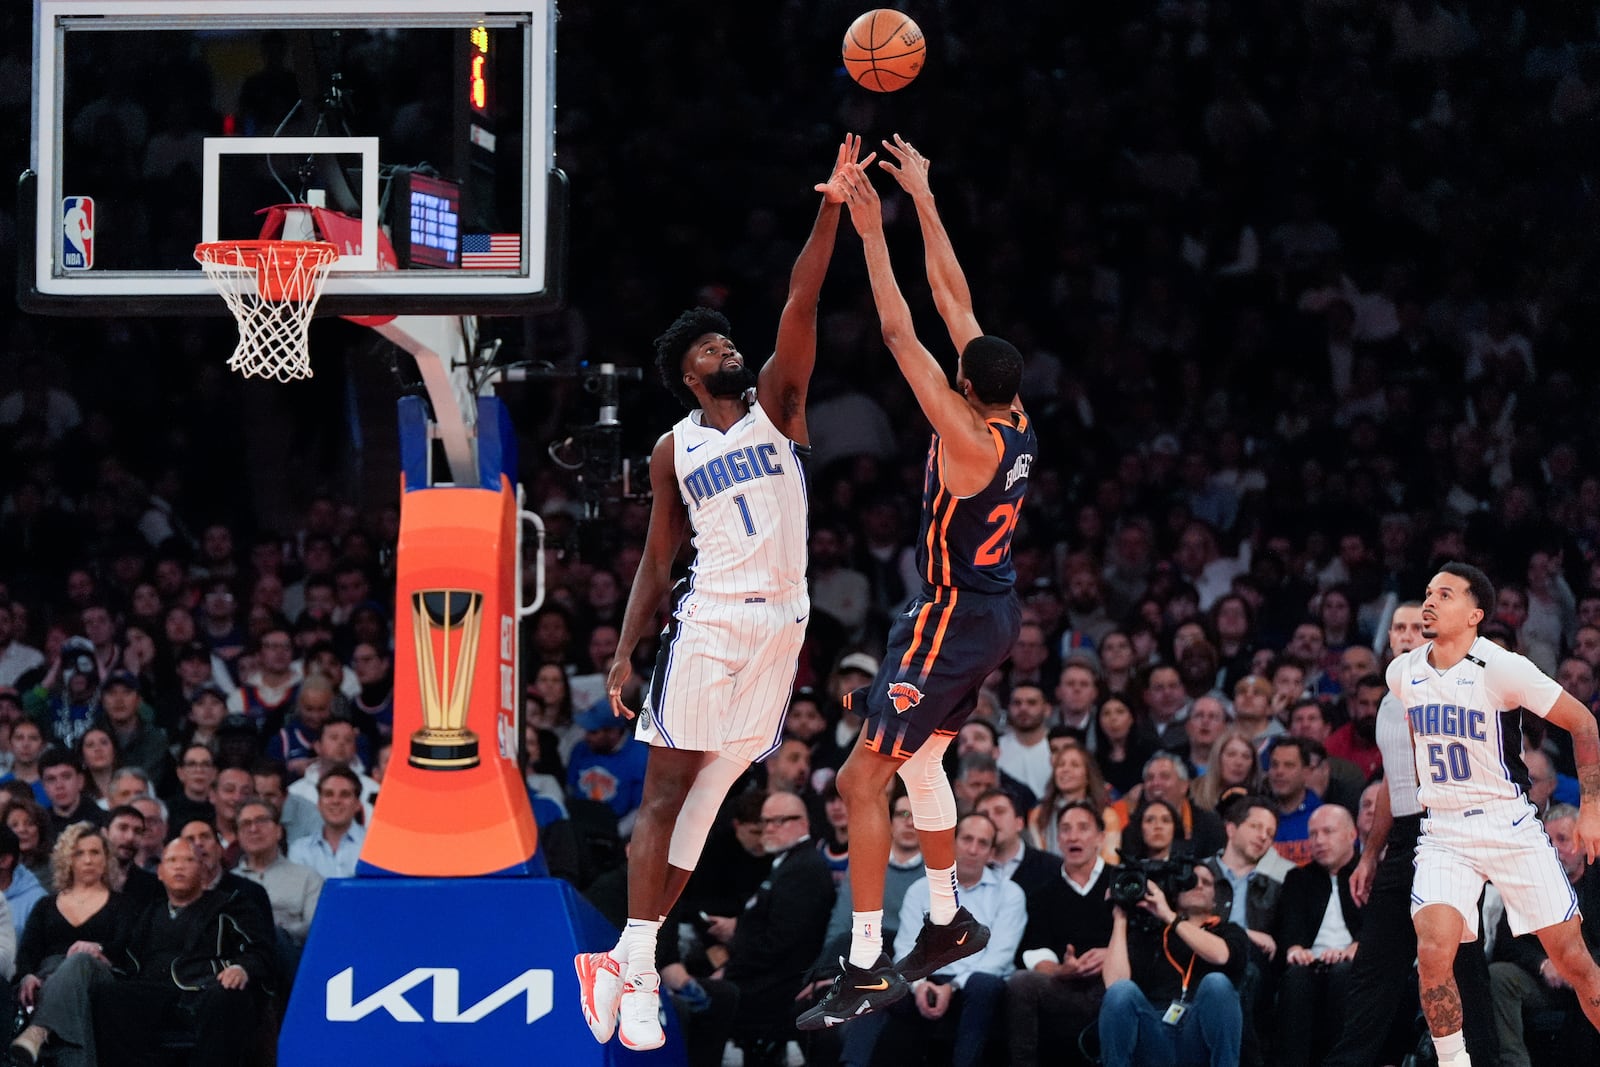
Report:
23,0,563,317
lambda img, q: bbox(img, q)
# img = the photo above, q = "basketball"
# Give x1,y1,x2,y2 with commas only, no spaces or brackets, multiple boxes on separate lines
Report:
842,10,925,93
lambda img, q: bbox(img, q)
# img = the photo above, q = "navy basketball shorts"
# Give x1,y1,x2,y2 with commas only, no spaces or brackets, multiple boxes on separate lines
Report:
850,586,1021,760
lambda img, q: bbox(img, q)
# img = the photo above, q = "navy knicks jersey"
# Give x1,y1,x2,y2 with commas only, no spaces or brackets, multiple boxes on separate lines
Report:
915,410,1036,594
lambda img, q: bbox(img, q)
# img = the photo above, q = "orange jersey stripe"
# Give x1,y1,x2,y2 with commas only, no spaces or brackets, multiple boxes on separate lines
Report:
898,587,943,674
923,441,948,587
917,587,959,684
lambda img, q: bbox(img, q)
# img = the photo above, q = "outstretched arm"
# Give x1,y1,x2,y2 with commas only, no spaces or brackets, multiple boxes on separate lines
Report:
1545,693,1600,862
606,433,688,719
836,162,993,485
878,135,981,353
758,134,873,444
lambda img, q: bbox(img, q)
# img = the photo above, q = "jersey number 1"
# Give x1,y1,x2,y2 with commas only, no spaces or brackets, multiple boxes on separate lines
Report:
974,502,1019,566
734,494,756,537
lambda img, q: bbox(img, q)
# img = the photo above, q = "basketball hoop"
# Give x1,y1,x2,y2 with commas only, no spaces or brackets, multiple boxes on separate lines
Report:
193,240,340,381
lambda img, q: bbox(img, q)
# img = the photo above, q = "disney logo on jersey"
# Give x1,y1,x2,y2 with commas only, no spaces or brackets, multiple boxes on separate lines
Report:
1407,702,1488,742
683,443,784,508
886,681,924,714
1004,452,1034,491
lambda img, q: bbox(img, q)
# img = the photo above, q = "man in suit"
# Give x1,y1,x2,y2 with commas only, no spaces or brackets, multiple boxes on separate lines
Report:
975,789,1057,897
92,838,272,1067
1274,805,1362,1066
720,790,835,1067
1007,800,1117,1067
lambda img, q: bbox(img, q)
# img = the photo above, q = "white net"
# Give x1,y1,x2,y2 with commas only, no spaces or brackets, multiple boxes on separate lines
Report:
193,241,340,382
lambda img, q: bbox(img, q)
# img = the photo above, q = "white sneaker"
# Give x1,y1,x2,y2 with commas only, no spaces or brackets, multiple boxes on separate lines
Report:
618,971,666,1051
574,951,624,1043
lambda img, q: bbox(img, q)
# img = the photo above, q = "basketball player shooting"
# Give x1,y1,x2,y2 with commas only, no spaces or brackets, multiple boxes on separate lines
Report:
572,134,872,1052
798,138,1036,1029
1396,561,1600,1067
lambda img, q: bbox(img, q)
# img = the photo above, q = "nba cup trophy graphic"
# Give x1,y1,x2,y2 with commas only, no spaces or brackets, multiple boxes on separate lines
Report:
409,590,484,770
281,397,684,1065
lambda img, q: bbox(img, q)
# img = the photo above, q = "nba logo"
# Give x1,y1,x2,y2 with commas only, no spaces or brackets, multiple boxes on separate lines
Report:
61,196,95,270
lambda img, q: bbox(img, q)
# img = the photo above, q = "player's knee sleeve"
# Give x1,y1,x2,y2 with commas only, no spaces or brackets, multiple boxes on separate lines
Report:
896,734,956,831
667,754,749,870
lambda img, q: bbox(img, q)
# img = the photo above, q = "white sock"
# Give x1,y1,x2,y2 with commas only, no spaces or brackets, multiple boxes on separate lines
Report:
848,910,884,969
926,863,958,924
1432,1030,1468,1065
619,918,661,978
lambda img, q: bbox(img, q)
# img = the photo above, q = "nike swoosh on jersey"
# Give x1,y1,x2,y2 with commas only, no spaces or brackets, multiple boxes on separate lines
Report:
796,614,808,624
686,440,707,452
1512,812,1530,827
1410,677,1427,685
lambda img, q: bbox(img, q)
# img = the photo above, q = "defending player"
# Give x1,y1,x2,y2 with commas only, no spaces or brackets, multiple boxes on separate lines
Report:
798,138,1036,1029
574,135,872,1051
1395,562,1600,1067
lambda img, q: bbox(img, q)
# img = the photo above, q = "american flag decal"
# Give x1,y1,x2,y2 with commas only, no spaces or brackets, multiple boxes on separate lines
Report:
461,233,521,269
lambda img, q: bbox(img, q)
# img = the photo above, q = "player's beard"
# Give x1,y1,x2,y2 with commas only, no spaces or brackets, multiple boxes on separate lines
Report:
703,364,757,399
1421,626,1437,639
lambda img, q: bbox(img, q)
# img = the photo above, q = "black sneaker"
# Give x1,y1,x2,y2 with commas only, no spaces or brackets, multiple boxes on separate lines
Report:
795,954,910,1031
894,907,990,982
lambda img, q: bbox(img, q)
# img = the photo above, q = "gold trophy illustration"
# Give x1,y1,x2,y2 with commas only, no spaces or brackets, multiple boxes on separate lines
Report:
409,589,483,770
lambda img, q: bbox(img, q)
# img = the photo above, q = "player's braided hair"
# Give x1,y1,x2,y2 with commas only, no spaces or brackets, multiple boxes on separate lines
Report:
653,307,732,410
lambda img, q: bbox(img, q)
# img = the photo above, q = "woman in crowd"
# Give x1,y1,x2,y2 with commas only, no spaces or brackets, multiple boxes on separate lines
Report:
528,661,580,762
1096,630,1139,701
72,727,118,806
1123,797,1187,862
1190,728,1264,812
117,622,168,707
6,800,52,886
1088,696,1158,797
522,713,567,809
125,583,166,636
1028,740,1111,854
8,823,130,1067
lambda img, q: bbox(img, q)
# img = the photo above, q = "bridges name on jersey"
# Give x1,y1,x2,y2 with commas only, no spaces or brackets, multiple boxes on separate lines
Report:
683,442,785,508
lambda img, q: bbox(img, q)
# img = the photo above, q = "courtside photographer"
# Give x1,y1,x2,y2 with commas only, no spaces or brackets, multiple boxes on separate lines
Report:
1099,857,1248,1067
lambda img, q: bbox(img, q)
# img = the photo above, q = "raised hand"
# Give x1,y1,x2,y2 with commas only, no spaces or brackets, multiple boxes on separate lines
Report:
879,133,933,200
814,133,877,204
836,160,884,234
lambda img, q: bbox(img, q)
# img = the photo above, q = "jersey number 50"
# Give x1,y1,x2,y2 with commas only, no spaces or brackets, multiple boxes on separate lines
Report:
1426,741,1472,783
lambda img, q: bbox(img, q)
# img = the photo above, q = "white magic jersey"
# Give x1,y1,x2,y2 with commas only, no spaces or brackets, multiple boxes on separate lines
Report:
672,397,808,598
1387,637,1564,813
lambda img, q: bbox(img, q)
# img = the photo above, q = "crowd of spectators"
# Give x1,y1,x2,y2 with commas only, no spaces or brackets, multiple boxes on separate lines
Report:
5,1,1600,1065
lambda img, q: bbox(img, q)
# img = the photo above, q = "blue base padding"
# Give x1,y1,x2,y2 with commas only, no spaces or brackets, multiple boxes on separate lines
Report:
281,877,685,1066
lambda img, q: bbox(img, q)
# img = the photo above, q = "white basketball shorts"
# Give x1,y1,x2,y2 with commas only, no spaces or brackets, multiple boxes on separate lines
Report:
1411,795,1579,938
637,586,807,763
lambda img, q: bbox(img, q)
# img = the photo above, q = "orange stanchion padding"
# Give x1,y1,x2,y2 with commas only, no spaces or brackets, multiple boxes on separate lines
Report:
361,475,537,876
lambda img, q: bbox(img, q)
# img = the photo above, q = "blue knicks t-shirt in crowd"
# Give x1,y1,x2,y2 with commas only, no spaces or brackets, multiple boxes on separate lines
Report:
566,737,649,819
1273,790,1324,867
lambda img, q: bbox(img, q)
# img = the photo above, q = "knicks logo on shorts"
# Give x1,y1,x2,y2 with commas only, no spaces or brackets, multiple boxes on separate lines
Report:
886,681,924,714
